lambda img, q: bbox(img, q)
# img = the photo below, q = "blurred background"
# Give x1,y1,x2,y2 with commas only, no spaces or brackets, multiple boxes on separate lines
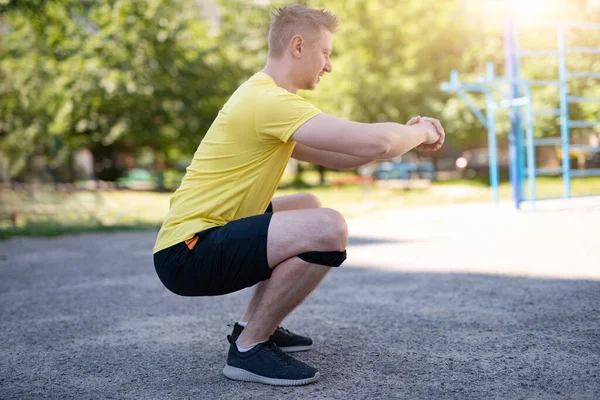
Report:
0,0,599,238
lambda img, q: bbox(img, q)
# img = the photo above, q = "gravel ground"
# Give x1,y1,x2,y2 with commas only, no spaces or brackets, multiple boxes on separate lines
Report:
1,201,599,399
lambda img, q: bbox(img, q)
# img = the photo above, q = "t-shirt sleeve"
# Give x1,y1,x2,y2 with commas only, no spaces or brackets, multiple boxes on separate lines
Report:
255,89,322,144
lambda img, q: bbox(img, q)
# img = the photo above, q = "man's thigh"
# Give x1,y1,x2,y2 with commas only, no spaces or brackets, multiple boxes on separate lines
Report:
266,207,347,268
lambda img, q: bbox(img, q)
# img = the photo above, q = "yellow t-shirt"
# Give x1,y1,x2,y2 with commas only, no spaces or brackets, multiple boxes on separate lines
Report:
153,72,322,253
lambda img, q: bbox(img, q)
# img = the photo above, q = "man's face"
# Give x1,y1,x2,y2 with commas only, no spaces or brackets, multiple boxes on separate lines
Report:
296,28,333,91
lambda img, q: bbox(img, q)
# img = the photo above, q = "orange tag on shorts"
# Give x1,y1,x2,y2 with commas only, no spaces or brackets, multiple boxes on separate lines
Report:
185,236,199,250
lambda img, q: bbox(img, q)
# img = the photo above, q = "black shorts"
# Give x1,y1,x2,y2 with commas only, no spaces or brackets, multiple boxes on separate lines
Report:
153,204,274,296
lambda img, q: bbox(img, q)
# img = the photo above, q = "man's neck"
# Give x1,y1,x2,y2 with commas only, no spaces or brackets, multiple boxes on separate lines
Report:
261,60,298,94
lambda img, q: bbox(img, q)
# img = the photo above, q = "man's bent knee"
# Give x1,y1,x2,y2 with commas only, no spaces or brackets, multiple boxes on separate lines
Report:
320,208,348,250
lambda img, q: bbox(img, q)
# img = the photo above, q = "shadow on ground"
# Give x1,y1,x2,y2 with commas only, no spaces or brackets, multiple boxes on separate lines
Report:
348,235,412,246
0,232,599,399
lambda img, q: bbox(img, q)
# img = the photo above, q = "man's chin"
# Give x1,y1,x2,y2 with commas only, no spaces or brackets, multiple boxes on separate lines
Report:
304,82,318,91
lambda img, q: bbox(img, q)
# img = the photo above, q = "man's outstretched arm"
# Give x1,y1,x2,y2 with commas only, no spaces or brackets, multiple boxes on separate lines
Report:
290,114,444,160
291,116,432,170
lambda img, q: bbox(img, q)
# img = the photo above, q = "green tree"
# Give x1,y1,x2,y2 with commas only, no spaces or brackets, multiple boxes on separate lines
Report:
0,0,239,181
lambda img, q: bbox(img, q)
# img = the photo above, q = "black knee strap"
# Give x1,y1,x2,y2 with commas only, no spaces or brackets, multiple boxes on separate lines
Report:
297,250,347,267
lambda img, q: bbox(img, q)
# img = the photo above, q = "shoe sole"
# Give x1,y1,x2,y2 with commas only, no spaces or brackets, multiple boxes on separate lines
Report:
222,365,320,386
280,345,312,353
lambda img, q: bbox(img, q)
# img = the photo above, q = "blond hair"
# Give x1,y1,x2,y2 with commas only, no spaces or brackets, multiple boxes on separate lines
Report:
268,5,339,58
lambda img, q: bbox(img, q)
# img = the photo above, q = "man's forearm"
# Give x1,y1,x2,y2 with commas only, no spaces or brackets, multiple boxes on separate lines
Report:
332,153,374,170
377,122,428,159
293,143,374,170
292,122,427,171
310,149,373,170
312,123,422,169
334,122,429,168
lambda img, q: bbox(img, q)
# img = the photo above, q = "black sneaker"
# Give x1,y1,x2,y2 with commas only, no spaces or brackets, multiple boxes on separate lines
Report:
230,323,313,353
222,335,320,386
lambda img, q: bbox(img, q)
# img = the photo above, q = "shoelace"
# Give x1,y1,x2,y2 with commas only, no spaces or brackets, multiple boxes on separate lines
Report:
268,340,292,366
276,326,293,336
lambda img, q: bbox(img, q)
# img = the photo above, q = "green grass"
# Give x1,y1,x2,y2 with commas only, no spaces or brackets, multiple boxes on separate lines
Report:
0,221,161,240
276,175,600,217
2,175,599,239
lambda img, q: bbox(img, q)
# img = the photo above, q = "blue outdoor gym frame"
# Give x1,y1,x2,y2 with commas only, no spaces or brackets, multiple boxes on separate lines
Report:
441,19,600,209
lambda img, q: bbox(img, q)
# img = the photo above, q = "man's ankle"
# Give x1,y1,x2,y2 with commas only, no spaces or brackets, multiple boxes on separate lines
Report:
236,332,271,349
236,324,272,348
236,342,257,352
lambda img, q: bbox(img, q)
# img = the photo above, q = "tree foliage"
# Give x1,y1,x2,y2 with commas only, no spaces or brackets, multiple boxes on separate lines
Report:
1,0,240,179
0,0,598,181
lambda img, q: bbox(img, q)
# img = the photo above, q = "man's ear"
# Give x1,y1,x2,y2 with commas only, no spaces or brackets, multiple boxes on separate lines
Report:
290,35,304,58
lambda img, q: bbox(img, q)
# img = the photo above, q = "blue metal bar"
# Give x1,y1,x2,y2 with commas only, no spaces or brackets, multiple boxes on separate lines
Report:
442,70,493,93
455,90,487,127
518,107,527,202
563,22,600,29
485,62,495,82
443,81,494,92
567,96,600,103
440,70,459,92
567,47,600,55
568,72,600,79
523,85,536,206
441,70,500,204
519,50,559,57
569,120,600,128
558,27,571,198
515,21,565,28
528,80,560,86
486,101,500,204
499,97,529,108
514,24,528,207
536,168,562,175
534,138,561,145
483,62,509,97
532,169,600,179
488,75,561,86
519,48,600,56
570,145,600,152
457,84,493,92
533,109,561,116
484,64,499,204
442,82,489,92
571,169,600,177
485,63,515,98
521,194,600,203
442,70,495,128
489,77,559,86
517,21,600,30
506,19,524,209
